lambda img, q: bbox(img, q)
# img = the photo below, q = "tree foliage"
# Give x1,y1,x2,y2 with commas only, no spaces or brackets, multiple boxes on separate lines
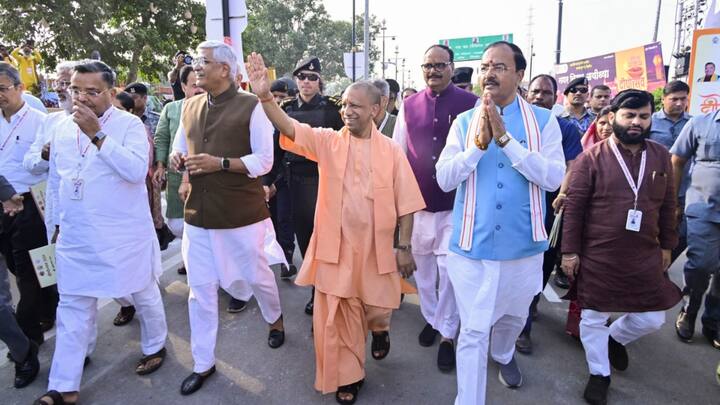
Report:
243,0,381,80
0,0,206,83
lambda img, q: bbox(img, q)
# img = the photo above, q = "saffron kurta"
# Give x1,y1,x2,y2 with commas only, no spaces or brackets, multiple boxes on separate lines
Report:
280,121,425,392
562,138,682,312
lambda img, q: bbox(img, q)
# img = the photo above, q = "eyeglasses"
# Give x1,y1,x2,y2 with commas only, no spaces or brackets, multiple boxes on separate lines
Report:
420,62,451,72
0,85,18,94
568,87,589,94
54,80,72,89
479,64,511,75
296,73,319,82
191,57,220,67
69,87,110,98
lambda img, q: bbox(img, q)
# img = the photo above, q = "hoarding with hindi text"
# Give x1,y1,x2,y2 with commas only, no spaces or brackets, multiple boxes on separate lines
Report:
554,42,666,97
688,28,720,116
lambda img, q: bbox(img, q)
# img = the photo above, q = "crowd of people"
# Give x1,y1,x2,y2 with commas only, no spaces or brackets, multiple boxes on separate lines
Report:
0,35,717,405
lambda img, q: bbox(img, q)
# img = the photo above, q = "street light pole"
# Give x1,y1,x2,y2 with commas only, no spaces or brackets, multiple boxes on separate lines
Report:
555,0,563,64
351,0,356,81
401,58,406,89
363,0,369,79
381,20,386,78
394,46,399,80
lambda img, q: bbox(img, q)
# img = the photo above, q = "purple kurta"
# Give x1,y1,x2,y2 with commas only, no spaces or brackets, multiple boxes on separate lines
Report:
403,84,478,212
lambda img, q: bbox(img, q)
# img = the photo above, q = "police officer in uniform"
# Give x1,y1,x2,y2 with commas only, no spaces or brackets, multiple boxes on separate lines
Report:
268,56,343,315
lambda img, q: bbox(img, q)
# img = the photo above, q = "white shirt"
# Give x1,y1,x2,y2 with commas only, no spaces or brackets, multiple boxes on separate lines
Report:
24,110,68,232
172,103,274,178
22,93,48,114
0,102,47,193
48,106,160,297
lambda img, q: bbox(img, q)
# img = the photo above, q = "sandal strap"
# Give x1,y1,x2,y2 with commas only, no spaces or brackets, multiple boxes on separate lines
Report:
35,390,66,405
139,347,166,363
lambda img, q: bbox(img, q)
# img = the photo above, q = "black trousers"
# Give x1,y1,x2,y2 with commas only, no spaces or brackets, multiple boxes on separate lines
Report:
269,180,296,264
0,193,57,343
287,174,318,259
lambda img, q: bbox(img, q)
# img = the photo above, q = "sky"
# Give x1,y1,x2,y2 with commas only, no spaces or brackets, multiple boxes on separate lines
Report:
321,0,678,89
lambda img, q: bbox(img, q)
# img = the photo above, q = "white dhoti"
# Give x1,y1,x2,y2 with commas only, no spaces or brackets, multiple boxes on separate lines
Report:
447,252,542,405
580,309,665,377
412,210,460,338
48,279,167,392
182,218,282,372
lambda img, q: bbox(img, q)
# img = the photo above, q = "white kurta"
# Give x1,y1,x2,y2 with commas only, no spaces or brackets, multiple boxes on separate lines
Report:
24,110,68,240
48,106,161,297
0,102,47,194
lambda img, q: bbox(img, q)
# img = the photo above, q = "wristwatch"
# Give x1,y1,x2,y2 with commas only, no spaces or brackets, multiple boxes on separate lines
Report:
495,133,511,148
221,157,230,171
91,131,107,146
396,244,412,252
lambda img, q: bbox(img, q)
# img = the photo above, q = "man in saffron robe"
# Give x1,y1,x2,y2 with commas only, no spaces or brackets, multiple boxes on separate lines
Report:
247,52,426,404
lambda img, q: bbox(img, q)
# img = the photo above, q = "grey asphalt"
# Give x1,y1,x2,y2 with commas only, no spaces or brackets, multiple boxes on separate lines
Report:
0,241,718,404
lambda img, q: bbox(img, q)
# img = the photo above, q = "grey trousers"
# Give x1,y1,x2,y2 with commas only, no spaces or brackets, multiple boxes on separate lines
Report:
0,263,30,362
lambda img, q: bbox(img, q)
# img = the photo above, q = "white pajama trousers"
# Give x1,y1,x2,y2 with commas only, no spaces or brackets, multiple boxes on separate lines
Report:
580,309,665,377
183,221,282,373
412,210,459,338
48,280,167,392
447,252,543,405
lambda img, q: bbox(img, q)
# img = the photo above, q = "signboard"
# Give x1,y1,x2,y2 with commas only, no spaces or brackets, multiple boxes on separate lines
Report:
439,34,513,62
344,52,366,80
206,0,248,80
688,28,720,115
554,42,666,97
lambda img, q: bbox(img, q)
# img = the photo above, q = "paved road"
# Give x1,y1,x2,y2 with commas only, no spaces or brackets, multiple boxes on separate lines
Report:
1,241,718,404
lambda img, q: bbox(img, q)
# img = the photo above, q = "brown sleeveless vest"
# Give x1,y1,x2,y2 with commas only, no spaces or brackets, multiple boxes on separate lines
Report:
181,85,269,229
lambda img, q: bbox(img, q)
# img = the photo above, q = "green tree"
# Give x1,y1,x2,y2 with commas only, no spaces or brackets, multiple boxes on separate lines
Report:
0,0,205,83
243,0,380,81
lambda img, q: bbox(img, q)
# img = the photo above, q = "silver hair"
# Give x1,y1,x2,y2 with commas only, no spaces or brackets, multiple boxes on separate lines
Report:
197,40,238,78
0,62,21,85
370,78,390,98
344,80,382,105
56,60,78,76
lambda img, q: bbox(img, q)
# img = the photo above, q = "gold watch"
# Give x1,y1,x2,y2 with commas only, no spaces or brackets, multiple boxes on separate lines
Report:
495,133,511,148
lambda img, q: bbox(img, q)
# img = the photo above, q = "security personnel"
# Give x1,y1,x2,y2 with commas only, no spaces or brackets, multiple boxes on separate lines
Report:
452,67,474,93
269,56,343,314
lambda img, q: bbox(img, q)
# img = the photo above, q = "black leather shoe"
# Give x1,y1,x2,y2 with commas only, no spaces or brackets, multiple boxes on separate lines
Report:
702,326,720,350
515,331,533,355
227,298,247,313
583,374,610,405
305,297,314,315
113,305,136,326
180,366,216,396
14,341,39,388
675,309,696,342
268,329,285,348
554,272,570,289
437,340,455,372
418,323,438,347
280,264,297,280
608,336,628,371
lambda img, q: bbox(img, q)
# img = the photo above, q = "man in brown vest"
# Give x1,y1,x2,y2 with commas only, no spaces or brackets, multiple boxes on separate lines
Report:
170,41,284,396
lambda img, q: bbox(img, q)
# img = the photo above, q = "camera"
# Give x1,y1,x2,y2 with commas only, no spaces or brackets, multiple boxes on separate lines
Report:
184,55,193,65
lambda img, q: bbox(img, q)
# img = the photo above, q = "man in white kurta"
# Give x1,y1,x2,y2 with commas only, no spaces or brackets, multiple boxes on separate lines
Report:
170,41,283,396
23,60,76,242
39,60,167,404
436,42,565,405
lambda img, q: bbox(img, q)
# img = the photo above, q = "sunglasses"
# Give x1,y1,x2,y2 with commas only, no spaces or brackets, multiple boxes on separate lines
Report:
296,73,319,82
568,87,589,94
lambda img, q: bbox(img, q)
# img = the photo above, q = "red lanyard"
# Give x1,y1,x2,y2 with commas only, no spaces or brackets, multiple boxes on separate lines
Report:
76,109,114,157
0,109,29,151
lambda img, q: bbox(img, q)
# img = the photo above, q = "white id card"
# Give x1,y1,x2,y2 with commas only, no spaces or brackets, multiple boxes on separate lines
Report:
71,179,84,200
625,209,642,232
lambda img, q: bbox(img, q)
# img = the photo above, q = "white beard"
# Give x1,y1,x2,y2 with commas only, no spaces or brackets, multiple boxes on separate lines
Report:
59,97,73,114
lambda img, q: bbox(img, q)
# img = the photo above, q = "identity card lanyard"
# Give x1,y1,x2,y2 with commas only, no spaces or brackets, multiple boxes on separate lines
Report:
71,109,114,200
0,109,29,151
609,140,646,232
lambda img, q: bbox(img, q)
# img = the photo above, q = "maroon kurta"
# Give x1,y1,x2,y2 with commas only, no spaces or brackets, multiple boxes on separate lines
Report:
562,138,682,312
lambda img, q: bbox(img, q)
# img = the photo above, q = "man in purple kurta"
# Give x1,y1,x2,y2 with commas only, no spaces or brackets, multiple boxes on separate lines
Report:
393,44,478,372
